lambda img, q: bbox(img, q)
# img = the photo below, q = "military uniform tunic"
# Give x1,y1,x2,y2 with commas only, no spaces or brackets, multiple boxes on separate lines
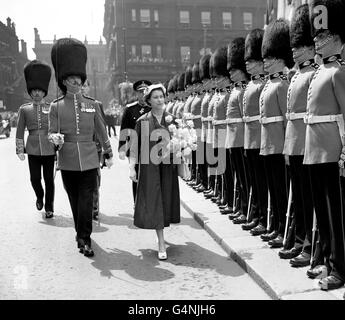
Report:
212,90,229,148
16,102,56,156
303,55,345,164
225,83,246,149
206,90,218,145
259,72,289,155
201,91,212,142
118,100,151,156
190,92,204,130
48,92,112,171
283,61,318,156
243,75,266,150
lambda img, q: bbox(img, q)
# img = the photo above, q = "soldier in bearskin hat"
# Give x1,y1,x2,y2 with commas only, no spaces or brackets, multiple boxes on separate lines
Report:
175,72,187,120
303,0,345,290
165,75,178,114
190,61,207,193
225,37,250,225
209,47,231,209
259,19,294,248
241,29,269,235
278,4,317,267
49,38,114,257
16,60,56,218
204,54,221,201
198,54,213,194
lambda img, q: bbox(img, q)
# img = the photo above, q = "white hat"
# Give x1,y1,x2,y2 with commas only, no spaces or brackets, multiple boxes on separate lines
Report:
143,83,166,103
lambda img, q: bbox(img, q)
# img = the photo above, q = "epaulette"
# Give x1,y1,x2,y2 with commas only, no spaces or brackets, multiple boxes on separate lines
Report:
52,96,64,103
126,101,138,108
19,102,32,109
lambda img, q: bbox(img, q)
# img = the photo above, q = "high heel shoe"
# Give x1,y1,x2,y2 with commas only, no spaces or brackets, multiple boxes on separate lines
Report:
158,251,167,260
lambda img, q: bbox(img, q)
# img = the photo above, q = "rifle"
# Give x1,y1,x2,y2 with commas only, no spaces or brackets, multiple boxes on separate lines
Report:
310,210,317,266
283,181,293,247
246,186,253,222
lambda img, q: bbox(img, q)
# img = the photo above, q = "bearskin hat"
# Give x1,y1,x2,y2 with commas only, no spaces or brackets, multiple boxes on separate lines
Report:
199,54,211,80
24,60,51,97
262,19,294,68
209,46,228,77
290,4,314,48
177,73,186,91
51,38,87,93
192,62,201,84
184,65,193,87
245,29,264,62
227,37,247,72
167,76,176,93
309,0,345,43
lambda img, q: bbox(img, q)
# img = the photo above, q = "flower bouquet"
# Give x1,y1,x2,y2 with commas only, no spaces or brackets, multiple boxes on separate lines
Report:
165,115,198,179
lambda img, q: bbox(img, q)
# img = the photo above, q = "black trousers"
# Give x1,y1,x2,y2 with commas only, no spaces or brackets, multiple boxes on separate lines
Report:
199,142,208,188
289,156,314,253
61,169,97,246
263,154,288,235
309,163,345,281
230,147,249,215
246,149,268,225
28,155,55,212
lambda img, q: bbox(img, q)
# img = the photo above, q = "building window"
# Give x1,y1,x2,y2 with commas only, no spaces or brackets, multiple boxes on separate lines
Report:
141,45,152,61
156,45,162,59
154,10,159,27
131,9,136,22
243,12,253,30
201,11,211,26
180,10,190,26
180,46,190,63
130,45,136,57
223,12,232,29
140,9,150,27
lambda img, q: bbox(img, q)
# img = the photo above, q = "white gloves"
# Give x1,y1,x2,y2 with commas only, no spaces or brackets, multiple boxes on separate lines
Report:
105,157,114,169
17,153,25,161
119,151,126,160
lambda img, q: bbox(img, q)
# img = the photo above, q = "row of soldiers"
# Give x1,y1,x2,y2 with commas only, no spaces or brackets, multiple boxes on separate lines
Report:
162,0,345,291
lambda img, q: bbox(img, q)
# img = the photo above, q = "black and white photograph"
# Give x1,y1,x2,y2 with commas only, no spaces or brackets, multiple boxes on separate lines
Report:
1,0,345,308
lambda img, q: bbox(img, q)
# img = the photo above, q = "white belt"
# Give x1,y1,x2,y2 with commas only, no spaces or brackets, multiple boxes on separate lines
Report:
303,114,343,125
260,116,284,124
243,115,260,123
286,112,305,121
205,116,213,122
201,117,209,122
190,115,202,120
227,118,243,124
213,119,228,125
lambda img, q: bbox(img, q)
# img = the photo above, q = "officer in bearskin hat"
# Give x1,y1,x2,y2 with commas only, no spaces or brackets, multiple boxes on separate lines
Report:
118,79,151,202
226,37,250,224
303,0,345,290
16,60,56,218
241,29,269,235
259,19,294,248
49,38,114,257
279,4,317,267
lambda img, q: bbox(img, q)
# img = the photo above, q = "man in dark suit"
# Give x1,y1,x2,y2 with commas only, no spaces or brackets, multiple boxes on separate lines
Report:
118,80,152,202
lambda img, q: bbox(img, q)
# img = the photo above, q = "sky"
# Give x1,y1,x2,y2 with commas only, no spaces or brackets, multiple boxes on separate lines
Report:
0,0,105,60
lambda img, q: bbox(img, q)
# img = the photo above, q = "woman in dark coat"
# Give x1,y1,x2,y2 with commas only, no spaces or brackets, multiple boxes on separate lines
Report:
129,84,181,260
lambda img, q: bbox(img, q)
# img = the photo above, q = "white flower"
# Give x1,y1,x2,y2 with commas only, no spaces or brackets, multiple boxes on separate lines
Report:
183,147,192,156
191,143,197,151
175,119,183,127
186,120,194,128
168,124,177,133
180,140,187,149
165,115,173,123
176,151,183,158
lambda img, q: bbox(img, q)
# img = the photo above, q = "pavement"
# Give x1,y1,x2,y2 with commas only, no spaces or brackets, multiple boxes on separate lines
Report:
179,180,345,300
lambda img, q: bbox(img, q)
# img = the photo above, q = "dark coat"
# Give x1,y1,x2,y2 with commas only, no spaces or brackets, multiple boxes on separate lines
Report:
132,110,181,229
